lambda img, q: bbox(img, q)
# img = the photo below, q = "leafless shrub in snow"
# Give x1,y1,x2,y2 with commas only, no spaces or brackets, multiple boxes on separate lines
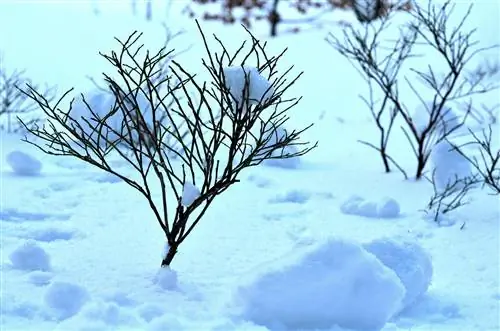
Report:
327,0,498,180
423,169,481,225
0,56,56,133
18,21,317,268
448,126,500,195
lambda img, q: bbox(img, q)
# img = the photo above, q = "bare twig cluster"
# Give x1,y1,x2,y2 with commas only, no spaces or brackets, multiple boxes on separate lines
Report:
448,127,500,195
86,24,191,158
0,56,56,133
18,21,316,268
327,1,498,180
184,0,412,37
424,170,481,225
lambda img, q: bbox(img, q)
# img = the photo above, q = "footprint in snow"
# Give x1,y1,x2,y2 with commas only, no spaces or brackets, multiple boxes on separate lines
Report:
0,208,71,223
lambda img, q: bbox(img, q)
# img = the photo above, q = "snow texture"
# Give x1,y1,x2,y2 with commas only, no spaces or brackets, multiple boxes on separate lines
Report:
341,195,401,219
9,240,51,271
222,66,273,108
6,150,42,176
377,198,401,218
181,182,201,207
44,281,89,320
235,238,405,330
431,140,473,192
269,189,311,204
153,267,179,291
364,238,433,311
261,126,301,169
28,271,53,287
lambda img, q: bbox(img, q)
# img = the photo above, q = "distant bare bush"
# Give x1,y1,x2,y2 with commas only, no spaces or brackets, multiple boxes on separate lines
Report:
0,56,56,133
184,0,412,37
327,0,498,180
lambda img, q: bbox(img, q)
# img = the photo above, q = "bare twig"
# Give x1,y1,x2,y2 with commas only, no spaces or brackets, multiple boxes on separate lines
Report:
448,126,500,194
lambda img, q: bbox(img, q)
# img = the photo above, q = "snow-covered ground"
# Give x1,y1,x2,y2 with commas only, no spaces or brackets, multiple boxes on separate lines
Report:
1,1,499,330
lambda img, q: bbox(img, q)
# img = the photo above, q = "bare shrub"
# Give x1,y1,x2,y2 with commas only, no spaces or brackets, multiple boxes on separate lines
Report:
0,56,56,133
184,0,412,37
423,170,481,225
449,126,500,195
18,21,317,268
327,1,498,180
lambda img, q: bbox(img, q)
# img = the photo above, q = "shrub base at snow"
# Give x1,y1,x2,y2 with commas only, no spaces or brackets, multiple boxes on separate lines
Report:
153,267,179,291
234,238,405,330
363,237,433,312
6,150,42,176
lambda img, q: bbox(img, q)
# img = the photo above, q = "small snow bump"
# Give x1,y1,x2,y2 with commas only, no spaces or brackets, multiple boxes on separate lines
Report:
6,150,43,176
154,267,179,291
340,195,365,215
44,281,89,320
9,240,51,271
377,197,401,219
270,190,311,204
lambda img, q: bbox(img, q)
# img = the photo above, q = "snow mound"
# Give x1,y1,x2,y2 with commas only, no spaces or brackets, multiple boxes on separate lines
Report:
44,281,89,320
234,238,405,330
363,237,433,311
222,66,273,107
270,189,311,204
340,195,401,219
431,140,473,192
6,150,42,176
154,267,179,291
9,240,52,271
377,198,401,218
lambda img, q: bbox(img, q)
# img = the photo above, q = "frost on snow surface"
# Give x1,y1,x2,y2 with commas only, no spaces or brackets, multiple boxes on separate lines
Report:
222,66,273,108
363,238,433,312
6,150,43,176
9,240,52,271
234,238,405,330
181,182,201,207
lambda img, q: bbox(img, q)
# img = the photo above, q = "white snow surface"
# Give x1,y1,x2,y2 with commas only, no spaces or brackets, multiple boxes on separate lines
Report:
0,1,499,331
